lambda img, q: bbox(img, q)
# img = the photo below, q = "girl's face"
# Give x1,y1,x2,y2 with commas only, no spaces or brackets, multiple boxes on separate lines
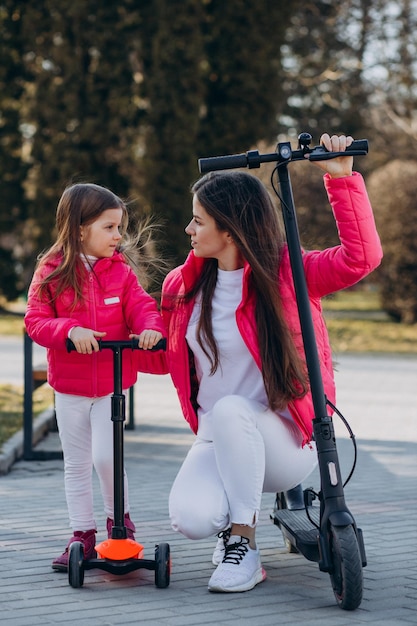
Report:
185,196,241,270
80,208,123,258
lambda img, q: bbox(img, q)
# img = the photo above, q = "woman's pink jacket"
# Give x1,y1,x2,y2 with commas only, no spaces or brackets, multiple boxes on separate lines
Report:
25,252,166,397
161,173,383,446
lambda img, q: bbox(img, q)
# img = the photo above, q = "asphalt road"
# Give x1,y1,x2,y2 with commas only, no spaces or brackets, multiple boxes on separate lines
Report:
0,335,46,386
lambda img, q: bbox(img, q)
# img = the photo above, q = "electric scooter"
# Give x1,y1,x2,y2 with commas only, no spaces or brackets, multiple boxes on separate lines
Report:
66,337,170,589
198,133,368,610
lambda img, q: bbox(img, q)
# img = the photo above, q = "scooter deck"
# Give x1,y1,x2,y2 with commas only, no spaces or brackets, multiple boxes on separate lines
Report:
83,557,157,576
272,506,320,563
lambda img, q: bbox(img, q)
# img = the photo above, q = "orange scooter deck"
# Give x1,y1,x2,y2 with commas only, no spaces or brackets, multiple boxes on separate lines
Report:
95,538,145,561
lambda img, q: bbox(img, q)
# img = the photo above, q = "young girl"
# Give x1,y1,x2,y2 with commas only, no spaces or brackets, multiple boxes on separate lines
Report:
161,134,383,593
25,183,165,571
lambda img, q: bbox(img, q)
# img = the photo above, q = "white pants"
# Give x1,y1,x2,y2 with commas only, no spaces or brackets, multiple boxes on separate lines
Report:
169,395,317,540
55,392,130,530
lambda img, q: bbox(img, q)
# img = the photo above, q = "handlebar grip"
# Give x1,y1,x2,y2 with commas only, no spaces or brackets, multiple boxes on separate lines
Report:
149,337,167,351
66,337,167,352
198,153,248,173
348,139,368,153
66,338,77,352
309,139,368,161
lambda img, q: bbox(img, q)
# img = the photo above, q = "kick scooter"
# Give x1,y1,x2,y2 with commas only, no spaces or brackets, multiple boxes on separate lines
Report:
66,337,170,589
198,133,368,610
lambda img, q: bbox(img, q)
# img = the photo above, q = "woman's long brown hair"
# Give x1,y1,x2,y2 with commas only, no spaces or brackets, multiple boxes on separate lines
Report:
185,170,309,410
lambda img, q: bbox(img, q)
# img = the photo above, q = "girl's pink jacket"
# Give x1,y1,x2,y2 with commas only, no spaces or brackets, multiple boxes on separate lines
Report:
25,252,166,397
161,173,383,445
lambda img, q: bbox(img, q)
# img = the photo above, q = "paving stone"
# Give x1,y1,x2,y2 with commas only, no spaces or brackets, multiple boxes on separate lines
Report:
1,356,417,625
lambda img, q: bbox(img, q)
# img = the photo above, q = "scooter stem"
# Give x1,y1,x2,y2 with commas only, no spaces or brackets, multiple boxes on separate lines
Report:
275,159,359,570
111,345,126,535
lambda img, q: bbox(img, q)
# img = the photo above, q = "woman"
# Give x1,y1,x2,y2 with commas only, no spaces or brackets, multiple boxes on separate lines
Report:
161,134,382,593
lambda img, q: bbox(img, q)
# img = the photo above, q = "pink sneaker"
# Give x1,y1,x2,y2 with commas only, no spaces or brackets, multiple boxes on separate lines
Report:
106,513,136,540
52,529,97,572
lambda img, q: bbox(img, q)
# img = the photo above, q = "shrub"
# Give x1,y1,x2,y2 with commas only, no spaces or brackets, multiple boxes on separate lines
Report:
367,159,417,323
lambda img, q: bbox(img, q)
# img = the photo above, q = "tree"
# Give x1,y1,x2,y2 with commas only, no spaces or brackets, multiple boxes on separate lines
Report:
367,159,417,323
139,0,206,262
197,0,294,156
3,0,416,303
21,0,144,257
280,1,372,145
0,1,31,299
140,0,297,263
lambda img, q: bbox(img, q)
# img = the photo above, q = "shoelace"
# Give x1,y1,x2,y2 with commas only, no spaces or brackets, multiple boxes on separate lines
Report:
217,527,231,549
222,536,250,565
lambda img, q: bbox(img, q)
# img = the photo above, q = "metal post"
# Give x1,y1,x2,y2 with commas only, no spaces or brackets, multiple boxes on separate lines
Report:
23,331,34,460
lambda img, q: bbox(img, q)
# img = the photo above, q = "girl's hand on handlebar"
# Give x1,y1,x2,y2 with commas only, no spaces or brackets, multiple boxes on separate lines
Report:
69,327,107,354
309,133,354,178
129,330,163,350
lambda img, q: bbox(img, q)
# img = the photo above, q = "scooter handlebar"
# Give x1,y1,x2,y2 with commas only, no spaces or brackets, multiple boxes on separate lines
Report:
198,139,368,173
66,337,167,352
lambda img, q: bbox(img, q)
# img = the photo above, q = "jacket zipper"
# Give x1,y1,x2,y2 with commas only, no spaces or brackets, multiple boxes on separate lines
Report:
89,273,98,397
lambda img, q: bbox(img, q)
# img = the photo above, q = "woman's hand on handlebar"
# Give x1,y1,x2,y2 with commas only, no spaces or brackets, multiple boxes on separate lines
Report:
129,330,163,350
308,133,354,178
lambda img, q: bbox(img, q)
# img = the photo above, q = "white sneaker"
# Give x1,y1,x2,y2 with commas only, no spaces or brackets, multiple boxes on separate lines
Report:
212,528,231,566
208,535,266,593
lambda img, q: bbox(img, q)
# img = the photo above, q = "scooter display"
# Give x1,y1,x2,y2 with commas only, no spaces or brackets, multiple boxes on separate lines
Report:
198,133,368,610
66,337,170,590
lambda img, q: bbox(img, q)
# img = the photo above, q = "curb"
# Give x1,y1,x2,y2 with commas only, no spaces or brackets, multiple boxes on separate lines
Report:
0,407,56,475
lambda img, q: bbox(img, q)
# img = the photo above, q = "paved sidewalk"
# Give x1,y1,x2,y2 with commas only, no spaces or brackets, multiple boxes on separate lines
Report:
0,355,416,625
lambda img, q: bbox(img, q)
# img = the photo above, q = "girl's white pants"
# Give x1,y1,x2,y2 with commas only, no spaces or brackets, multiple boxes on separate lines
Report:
169,395,317,539
55,391,130,531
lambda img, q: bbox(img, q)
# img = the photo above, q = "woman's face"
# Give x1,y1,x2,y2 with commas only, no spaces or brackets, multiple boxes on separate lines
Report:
185,196,240,270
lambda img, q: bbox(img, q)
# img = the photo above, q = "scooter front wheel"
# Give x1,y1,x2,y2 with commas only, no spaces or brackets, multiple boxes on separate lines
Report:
155,543,170,588
329,524,363,610
68,541,85,588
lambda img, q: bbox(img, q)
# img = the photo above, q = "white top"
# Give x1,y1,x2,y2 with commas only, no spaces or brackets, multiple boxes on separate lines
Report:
80,254,98,270
186,268,269,439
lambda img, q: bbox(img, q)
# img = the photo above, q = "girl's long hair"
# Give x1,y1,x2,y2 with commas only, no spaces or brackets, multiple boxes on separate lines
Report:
186,170,308,410
36,183,164,304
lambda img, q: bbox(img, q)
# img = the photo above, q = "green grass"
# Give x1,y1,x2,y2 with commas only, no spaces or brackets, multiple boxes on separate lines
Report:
324,317,417,353
0,302,53,450
0,383,54,451
323,288,381,312
0,313,25,336
322,289,417,354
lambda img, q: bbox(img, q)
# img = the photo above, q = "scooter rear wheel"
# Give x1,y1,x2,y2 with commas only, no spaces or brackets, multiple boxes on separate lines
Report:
155,543,170,588
329,524,363,610
68,541,85,588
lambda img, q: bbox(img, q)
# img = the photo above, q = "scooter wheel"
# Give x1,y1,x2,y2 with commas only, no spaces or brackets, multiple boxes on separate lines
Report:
68,541,85,588
329,524,363,610
155,542,170,588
